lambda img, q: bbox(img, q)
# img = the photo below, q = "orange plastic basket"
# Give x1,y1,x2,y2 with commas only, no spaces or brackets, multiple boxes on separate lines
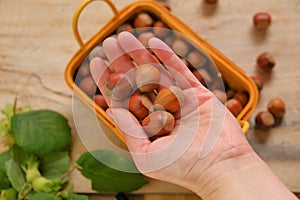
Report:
65,0,258,143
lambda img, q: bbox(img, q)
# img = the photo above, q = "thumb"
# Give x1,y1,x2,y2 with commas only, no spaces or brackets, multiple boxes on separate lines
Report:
106,108,151,153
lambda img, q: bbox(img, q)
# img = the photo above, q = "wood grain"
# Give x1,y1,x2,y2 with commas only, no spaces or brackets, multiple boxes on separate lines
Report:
1,0,300,199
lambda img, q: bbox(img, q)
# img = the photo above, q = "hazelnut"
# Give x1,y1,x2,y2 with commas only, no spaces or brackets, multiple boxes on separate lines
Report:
225,98,243,117
187,51,207,69
94,94,108,110
134,13,154,28
234,91,249,107
171,38,189,57
129,93,153,120
163,35,175,47
226,90,236,100
192,69,207,87
116,23,134,34
77,62,90,78
204,0,218,4
88,45,106,61
142,111,175,137
253,12,272,30
153,21,170,38
212,89,227,104
138,32,155,47
104,72,134,101
257,52,275,70
267,97,286,118
251,76,264,91
135,64,160,93
255,111,275,130
79,76,97,96
155,86,184,113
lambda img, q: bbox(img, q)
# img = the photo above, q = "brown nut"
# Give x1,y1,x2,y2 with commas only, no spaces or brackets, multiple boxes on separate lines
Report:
134,13,154,28
255,111,275,130
267,97,286,118
94,94,108,110
129,93,153,120
116,23,134,34
153,21,170,38
251,76,264,91
155,86,184,113
138,32,155,47
104,72,134,101
225,98,243,117
212,89,227,104
77,62,90,78
234,91,249,107
172,38,189,57
135,64,160,93
204,0,218,4
142,110,175,137
187,51,207,69
88,45,106,61
226,90,236,100
257,52,275,70
79,76,97,96
253,12,272,30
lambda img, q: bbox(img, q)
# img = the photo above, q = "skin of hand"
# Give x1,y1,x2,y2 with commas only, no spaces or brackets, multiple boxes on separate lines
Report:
90,31,297,200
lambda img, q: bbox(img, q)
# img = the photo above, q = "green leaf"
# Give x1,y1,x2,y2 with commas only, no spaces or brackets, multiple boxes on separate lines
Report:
68,192,89,200
40,151,70,180
28,192,62,200
11,110,71,155
0,118,10,137
5,159,26,192
0,169,11,190
76,150,148,192
0,151,11,171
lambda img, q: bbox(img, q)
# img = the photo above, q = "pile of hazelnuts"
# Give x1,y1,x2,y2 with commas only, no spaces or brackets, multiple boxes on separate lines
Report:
105,63,184,138
76,2,283,138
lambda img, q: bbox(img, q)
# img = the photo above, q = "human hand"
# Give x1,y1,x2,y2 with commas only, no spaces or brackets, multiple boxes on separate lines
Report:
90,31,255,195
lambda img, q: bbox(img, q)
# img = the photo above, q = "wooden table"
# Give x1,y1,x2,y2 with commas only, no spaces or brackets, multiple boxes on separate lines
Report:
1,0,300,199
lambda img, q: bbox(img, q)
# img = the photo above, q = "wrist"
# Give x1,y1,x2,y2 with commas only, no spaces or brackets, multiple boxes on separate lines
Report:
190,145,297,200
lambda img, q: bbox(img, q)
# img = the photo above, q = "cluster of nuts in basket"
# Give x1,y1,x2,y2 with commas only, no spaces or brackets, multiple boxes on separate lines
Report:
74,9,254,131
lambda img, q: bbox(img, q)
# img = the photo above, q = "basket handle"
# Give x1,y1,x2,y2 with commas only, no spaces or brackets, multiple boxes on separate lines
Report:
239,120,250,134
72,0,118,49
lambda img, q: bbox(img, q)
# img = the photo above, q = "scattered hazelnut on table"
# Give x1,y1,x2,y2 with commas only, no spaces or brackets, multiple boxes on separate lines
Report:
253,12,272,30
255,111,275,130
203,0,218,4
257,52,275,71
267,97,286,118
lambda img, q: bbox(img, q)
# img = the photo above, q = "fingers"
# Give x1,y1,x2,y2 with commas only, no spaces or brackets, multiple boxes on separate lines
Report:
90,57,112,104
149,37,206,91
106,108,151,153
117,32,159,65
103,37,134,73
